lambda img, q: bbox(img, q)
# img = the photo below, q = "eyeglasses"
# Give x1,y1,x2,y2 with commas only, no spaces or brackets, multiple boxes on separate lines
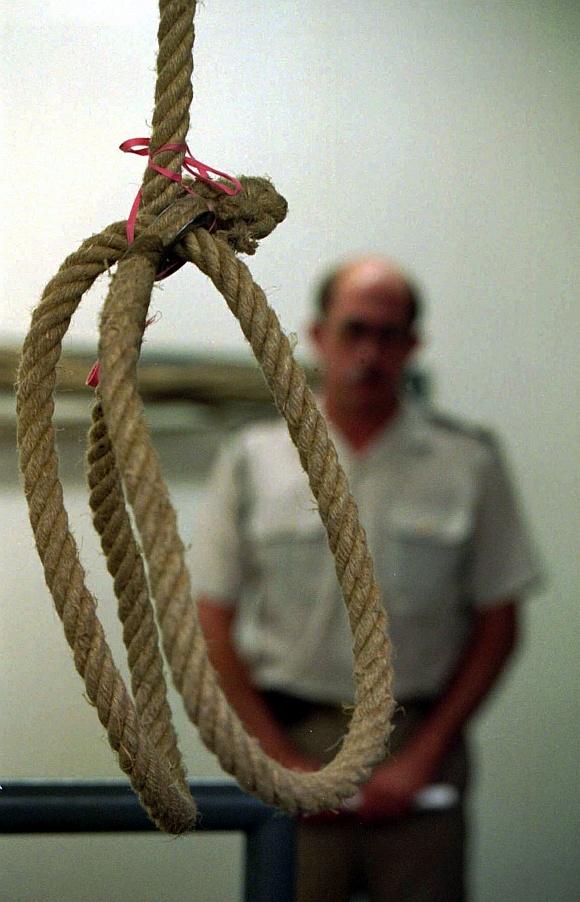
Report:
339,319,412,346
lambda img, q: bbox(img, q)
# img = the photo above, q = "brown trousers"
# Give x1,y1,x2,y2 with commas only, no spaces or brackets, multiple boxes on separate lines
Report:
265,694,469,902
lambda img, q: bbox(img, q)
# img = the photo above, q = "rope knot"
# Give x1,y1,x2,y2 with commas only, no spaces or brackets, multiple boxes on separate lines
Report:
188,176,288,255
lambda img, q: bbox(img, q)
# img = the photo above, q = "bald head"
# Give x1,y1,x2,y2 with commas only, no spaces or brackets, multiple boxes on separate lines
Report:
315,256,421,327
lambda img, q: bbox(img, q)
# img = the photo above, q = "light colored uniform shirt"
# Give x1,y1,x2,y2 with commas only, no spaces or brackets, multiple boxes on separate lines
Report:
191,401,541,703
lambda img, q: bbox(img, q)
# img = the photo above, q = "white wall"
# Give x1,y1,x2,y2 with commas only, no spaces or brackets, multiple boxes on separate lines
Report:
2,2,579,900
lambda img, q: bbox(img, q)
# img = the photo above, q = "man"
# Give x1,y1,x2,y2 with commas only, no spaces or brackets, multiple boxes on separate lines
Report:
192,256,541,901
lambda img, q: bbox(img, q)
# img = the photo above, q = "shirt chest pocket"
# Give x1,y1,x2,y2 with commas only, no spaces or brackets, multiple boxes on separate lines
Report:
247,499,330,607
386,507,472,613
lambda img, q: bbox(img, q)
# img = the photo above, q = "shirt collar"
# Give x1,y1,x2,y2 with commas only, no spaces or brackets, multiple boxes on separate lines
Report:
327,396,434,465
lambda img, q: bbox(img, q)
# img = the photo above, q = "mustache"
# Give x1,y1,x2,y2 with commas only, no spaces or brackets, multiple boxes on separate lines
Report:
345,365,385,386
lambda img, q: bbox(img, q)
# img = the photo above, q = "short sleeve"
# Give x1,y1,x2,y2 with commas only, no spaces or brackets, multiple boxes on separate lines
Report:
189,436,248,606
466,438,544,607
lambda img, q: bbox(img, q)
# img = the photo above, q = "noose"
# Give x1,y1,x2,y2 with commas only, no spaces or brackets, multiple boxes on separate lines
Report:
16,0,395,833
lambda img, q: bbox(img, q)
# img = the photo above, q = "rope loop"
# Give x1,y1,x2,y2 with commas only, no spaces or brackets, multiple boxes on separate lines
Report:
16,0,395,833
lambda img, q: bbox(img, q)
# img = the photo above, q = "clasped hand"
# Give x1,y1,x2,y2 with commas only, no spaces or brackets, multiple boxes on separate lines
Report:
303,745,438,823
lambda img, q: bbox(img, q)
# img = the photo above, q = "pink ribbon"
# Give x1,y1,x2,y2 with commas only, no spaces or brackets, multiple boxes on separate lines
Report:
119,137,241,244
86,360,101,389
86,139,241,388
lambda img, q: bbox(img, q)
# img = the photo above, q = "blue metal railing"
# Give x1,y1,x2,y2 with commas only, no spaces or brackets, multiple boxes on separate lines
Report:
0,780,296,902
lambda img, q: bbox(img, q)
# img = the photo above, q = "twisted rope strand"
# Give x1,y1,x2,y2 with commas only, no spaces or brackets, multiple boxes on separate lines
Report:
87,400,188,785
140,1,195,215
17,223,197,832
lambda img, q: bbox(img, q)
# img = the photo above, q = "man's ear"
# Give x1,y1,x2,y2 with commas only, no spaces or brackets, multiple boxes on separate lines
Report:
309,319,324,351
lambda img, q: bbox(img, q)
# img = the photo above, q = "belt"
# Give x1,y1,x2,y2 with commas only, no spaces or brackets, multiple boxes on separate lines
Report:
262,689,437,728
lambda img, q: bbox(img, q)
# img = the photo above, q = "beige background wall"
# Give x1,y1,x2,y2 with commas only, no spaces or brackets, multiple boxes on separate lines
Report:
2,2,579,900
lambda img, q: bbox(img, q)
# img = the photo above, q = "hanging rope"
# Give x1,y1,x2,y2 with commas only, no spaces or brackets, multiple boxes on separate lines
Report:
16,0,395,833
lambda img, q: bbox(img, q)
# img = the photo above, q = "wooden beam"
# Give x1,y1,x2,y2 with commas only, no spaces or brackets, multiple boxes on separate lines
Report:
1,344,319,406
